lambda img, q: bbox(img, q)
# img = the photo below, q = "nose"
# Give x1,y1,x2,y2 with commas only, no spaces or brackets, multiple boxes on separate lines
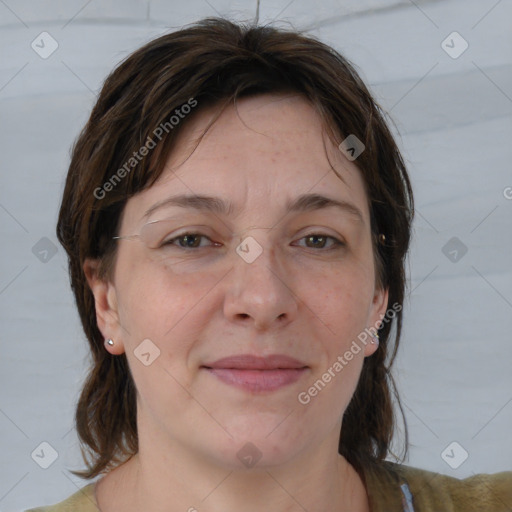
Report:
223,230,299,332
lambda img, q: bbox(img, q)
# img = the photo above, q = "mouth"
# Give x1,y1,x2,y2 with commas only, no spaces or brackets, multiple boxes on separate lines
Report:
201,354,309,393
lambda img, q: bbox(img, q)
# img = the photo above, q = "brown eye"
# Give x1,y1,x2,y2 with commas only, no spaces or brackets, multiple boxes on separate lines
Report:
177,234,203,248
297,234,344,250
164,233,216,249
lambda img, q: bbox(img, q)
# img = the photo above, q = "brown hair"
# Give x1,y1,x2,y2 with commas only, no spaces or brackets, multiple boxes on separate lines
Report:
57,17,414,479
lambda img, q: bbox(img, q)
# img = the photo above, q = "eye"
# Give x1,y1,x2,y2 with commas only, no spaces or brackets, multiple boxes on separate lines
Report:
164,233,220,249
295,233,345,250
159,231,344,251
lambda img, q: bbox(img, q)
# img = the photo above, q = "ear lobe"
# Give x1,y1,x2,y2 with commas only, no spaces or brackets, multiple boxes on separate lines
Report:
83,258,125,355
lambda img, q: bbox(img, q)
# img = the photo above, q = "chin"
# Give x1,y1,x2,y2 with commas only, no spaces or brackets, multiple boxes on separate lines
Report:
204,418,309,470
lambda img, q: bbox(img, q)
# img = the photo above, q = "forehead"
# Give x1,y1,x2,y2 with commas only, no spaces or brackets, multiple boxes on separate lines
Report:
122,94,370,227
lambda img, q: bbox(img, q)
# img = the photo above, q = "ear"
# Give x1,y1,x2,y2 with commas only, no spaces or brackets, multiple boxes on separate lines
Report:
83,258,125,355
364,286,389,357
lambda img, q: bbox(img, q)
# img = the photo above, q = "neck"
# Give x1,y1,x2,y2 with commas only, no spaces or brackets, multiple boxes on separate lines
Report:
96,423,369,512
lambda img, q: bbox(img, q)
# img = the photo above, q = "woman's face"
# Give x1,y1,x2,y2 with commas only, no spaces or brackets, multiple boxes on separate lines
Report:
90,94,388,469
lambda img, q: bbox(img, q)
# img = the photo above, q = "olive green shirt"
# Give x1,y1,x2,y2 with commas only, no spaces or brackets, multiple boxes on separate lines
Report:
25,461,512,511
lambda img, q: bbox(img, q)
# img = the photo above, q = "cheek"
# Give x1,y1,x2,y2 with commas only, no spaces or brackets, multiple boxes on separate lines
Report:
116,266,205,413
306,261,375,337
116,251,208,339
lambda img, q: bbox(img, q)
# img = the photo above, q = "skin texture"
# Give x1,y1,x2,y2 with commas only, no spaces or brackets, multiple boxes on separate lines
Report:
84,94,389,512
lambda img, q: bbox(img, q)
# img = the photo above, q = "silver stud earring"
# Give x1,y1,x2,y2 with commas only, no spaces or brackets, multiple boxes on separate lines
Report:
106,338,114,346
371,332,380,347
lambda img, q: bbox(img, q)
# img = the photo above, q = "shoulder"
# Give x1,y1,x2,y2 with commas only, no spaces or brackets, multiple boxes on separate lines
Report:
395,462,512,511
365,460,512,512
25,483,99,512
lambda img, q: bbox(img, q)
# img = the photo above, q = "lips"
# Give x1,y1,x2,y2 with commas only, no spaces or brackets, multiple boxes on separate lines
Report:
204,354,308,370
202,354,309,392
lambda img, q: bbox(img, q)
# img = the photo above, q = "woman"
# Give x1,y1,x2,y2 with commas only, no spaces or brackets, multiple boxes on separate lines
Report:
27,17,511,512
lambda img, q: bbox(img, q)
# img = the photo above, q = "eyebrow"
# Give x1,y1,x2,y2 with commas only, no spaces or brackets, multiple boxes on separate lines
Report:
143,193,365,223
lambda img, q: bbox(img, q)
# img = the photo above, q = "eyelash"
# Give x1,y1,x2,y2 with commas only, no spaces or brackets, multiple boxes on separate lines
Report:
164,232,345,251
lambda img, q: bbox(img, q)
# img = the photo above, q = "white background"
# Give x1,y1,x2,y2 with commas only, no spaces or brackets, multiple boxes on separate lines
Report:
0,0,511,510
